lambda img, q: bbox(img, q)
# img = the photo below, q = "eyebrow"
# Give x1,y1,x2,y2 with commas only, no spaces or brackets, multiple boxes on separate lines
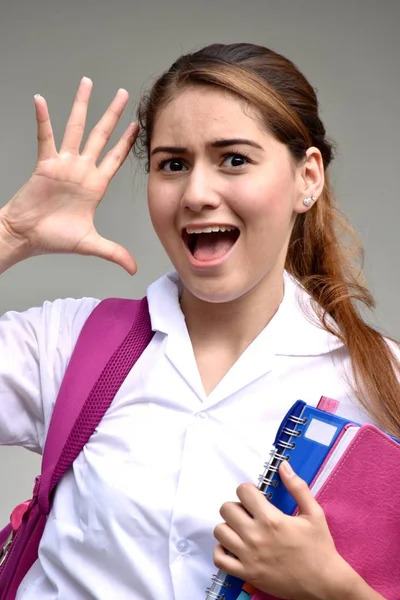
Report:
150,138,264,156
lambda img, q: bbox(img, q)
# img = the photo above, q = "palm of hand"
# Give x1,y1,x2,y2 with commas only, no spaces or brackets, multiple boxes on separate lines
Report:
2,78,138,272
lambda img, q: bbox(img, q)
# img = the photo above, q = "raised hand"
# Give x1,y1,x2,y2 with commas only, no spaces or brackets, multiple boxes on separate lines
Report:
0,77,138,273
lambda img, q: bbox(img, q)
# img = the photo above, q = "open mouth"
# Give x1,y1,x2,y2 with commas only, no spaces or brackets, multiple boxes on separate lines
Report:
182,226,240,262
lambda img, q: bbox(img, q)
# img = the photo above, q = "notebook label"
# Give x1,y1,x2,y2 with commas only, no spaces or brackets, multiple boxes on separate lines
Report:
304,419,338,446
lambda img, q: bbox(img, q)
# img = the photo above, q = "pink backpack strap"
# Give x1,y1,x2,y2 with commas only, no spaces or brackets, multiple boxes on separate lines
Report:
37,297,153,515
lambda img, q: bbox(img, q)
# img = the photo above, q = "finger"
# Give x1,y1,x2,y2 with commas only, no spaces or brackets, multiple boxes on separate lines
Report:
34,94,57,161
60,77,93,154
235,482,281,520
213,522,246,557
213,544,246,580
220,501,253,539
279,460,320,517
82,88,130,159
80,231,137,274
98,122,139,180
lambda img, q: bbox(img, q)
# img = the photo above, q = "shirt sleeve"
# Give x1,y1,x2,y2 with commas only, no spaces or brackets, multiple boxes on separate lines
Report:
0,297,100,454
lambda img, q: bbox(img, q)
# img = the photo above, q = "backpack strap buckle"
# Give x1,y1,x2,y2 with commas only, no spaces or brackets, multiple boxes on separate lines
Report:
0,531,13,567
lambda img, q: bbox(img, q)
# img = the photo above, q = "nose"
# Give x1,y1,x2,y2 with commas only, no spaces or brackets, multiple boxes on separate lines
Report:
181,166,221,213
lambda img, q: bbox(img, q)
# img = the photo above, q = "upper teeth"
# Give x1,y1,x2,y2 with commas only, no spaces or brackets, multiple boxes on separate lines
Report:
185,226,236,234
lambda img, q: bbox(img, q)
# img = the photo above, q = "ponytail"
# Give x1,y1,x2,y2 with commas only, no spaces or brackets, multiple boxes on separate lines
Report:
287,175,400,436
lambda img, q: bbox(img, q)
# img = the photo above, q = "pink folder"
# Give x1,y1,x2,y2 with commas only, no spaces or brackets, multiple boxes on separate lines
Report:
252,425,400,600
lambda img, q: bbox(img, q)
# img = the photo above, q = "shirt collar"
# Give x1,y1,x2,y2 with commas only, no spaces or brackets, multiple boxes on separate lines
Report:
146,270,344,357
147,271,187,341
268,272,344,356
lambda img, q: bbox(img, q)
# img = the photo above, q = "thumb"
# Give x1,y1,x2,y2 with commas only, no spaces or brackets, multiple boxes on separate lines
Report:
279,460,319,517
80,231,137,275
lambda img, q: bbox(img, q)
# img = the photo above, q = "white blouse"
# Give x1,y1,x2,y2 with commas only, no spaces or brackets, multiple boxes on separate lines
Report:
0,271,373,600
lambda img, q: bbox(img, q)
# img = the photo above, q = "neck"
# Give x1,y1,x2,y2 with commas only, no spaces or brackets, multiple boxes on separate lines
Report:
180,271,285,354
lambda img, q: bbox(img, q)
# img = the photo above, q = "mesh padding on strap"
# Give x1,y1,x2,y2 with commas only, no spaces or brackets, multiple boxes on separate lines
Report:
50,300,153,489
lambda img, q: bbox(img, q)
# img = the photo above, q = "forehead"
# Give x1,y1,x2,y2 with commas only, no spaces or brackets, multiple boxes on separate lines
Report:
151,86,266,147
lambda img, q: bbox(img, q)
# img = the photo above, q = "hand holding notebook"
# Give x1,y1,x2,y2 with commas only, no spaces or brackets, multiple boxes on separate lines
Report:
206,398,400,600
213,459,357,600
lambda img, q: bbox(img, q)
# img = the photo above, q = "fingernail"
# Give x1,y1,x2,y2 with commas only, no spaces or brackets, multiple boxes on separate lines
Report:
281,460,294,477
34,94,42,99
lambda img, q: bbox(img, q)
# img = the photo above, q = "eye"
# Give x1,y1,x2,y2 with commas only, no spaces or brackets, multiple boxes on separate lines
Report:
222,153,251,168
157,158,187,172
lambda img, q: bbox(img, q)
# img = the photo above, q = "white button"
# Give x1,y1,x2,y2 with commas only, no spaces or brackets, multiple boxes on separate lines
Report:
176,538,189,553
197,412,208,420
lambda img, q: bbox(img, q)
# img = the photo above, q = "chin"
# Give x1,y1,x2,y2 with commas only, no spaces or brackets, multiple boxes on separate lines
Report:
179,271,254,305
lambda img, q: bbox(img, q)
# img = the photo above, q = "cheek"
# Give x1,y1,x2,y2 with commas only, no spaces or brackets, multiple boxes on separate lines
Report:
147,180,177,234
228,174,295,223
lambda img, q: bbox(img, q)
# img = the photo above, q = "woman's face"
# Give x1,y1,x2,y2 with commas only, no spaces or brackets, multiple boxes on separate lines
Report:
148,86,318,304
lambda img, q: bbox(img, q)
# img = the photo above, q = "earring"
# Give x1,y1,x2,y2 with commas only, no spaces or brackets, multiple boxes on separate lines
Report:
303,194,317,208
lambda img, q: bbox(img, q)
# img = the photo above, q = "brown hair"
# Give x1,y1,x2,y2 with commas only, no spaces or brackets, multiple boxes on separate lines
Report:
135,43,400,436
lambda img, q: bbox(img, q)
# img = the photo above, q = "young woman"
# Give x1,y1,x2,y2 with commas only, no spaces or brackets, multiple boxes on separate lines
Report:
0,43,398,600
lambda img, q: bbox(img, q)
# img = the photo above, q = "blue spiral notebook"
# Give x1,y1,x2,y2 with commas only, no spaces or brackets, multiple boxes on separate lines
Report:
204,397,365,600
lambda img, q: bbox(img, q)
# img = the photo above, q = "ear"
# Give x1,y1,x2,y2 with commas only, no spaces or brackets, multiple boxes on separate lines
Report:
294,147,325,214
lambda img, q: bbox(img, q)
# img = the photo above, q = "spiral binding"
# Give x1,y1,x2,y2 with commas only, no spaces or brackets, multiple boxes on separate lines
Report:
204,412,308,600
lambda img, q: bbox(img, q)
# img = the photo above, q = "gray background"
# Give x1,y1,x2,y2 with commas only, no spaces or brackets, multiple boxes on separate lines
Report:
0,0,398,522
